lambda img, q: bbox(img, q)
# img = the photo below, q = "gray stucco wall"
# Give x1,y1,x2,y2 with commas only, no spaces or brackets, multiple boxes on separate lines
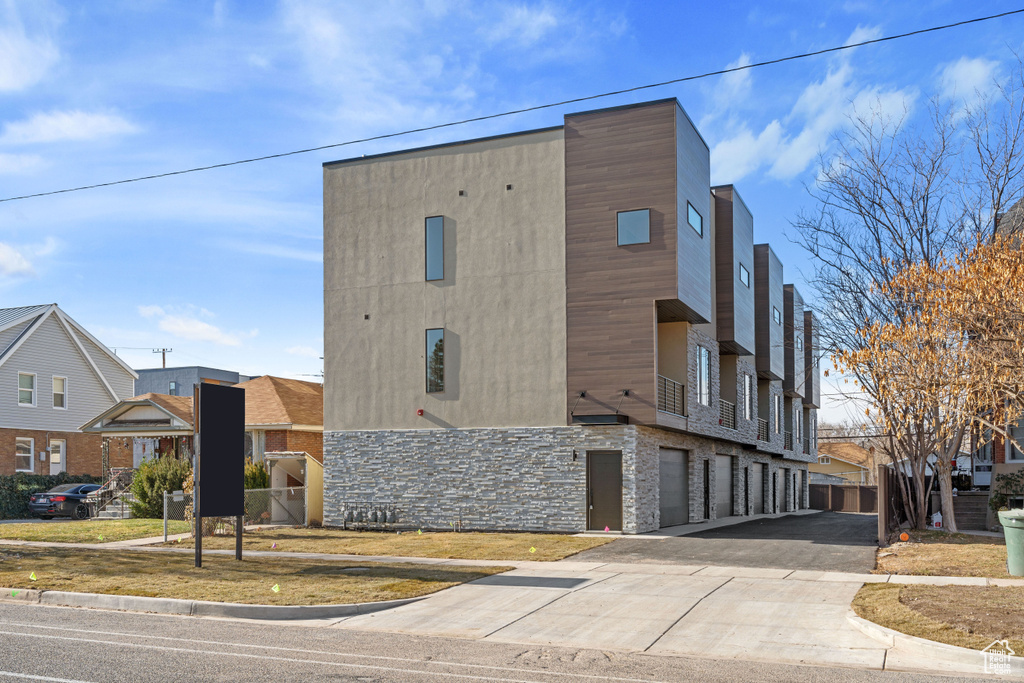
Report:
134,366,243,396
323,129,568,432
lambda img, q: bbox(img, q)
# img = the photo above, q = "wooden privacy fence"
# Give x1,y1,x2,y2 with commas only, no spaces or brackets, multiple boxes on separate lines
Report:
808,483,878,513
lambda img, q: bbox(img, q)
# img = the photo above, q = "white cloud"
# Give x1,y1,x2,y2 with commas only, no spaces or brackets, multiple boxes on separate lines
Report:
484,5,559,47
709,26,915,184
0,152,45,174
0,110,139,145
940,56,1000,106
844,24,882,46
285,345,320,358
232,241,322,262
0,1,61,92
138,305,256,347
0,237,57,277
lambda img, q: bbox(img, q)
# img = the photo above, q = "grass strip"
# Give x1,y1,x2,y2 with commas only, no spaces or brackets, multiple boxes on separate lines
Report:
853,583,1024,653
165,527,612,562
0,519,190,544
0,546,507,606
875,530,1010,579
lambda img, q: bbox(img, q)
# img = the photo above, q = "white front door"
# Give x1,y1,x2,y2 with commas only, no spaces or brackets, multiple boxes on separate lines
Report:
49,439,66,476
133,438,158,468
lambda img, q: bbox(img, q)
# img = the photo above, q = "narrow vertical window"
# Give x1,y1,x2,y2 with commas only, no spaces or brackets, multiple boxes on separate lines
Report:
687,202,703,236
774,394,782,433
18,373,34,406
426,328,445,393
425,216,444,281
744,374,753,420
169,381,178,396
15,437,33,472
52,377,66,409
773,307,782,325
739,263,750,287
697,347,710,406
617,209,650,245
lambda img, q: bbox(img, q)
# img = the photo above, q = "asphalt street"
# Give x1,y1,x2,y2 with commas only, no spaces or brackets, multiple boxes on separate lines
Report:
573,512,878,572
0,602,990,683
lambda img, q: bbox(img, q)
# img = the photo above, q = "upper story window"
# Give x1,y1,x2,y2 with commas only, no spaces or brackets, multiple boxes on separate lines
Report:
743,374,753,420
425,216,444,281
169,381,178,396
739,263,750,287
18,373,35,406
818,455,831,465
773,307,782,325
697,346,710,406
426,328,445,393
773,394,782,433
796,336,803,351
52,377,66,409
616,209,650,246
687,202,703,237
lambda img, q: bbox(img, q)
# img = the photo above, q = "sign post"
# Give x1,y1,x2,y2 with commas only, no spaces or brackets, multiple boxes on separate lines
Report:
193,382,245,568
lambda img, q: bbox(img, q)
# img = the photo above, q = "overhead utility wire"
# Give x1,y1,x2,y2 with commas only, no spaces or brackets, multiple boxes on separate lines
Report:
2,8,1022,204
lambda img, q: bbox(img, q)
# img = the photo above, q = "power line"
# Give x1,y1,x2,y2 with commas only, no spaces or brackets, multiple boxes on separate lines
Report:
2,8,1022,204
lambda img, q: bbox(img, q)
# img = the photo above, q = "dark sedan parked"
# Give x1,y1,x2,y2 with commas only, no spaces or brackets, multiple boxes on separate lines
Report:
28,484,101,520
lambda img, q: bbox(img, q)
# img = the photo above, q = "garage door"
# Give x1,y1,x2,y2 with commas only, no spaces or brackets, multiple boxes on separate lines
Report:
751,462,765,515
716,454,734,518
659,449,688,527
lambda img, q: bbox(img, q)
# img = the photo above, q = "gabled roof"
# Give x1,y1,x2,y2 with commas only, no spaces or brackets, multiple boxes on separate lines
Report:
237,375,323,428
818,442,874,469
81,393,194,435
0,304,139,396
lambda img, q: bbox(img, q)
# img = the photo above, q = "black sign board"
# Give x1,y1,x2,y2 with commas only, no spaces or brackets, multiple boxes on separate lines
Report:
197,382,244,518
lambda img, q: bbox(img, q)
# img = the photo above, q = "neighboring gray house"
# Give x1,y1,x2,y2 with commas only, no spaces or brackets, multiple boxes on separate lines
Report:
0,304,137,476
321,99,820,534
134,366,252,397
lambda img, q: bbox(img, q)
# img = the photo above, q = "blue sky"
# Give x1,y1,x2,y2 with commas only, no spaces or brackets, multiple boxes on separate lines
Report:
1,0,1021,423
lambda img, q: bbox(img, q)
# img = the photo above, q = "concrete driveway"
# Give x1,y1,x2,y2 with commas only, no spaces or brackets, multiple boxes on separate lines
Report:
571,511,878,573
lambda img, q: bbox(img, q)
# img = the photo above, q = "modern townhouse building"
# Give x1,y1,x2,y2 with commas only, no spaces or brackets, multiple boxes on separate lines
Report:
322,98,819,533
0,304,137,476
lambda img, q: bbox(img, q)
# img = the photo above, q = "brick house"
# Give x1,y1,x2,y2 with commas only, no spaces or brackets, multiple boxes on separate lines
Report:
0,304,137,477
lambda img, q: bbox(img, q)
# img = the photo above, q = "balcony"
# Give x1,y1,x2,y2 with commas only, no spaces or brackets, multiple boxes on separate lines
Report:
758,418,769,442
784,431,793,450
719,399,736,430
657,375,686,417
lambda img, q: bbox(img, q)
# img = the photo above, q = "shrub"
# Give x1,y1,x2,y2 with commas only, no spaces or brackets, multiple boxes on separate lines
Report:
244,461,269,490
990,469,1024,513
130,457,192,519
0,473,101,520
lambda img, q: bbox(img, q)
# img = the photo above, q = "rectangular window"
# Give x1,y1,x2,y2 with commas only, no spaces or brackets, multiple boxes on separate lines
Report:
50,439,65,474
739,263,750,287
796,335,803,351
744,374,753,420
425,216,444,281
52,377,66,409
616,209,650,246
774,394,782,433
15,437,33,472
697,346,710,406
426,328,445,393
169,381,177,396
18,373,35,406
773,307,782,325
687,202,703,237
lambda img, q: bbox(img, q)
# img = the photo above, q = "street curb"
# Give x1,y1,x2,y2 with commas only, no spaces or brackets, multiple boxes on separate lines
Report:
846,610,1023,674
0,586,423,620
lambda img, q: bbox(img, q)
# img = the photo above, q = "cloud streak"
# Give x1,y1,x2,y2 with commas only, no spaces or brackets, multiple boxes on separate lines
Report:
139,305,256,347
0,110,139,145
0,0,61,92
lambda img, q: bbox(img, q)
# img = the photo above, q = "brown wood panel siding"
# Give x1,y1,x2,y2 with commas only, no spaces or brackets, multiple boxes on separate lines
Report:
675,107,713,323
754,244,785,380
784,284,805,398
564,101,679,425
803,310,821,408
713,186,756,355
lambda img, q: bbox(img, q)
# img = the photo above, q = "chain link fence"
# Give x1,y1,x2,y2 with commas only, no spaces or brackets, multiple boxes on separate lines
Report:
163,487,307,541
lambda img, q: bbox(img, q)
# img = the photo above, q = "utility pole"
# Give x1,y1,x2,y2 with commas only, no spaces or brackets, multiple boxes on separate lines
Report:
153,348,172,368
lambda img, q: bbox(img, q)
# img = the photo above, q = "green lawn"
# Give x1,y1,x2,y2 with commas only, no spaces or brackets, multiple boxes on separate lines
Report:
0,519,189,544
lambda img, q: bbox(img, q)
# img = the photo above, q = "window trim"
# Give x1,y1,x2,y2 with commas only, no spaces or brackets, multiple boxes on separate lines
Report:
616,208,651,246
686,201,703,237
15,437,34,473
52,376,67,410
18,372,35,407
425,328,445,394
425,215,445,281
738,263,750,288
818,456,831,465
168,381,178,396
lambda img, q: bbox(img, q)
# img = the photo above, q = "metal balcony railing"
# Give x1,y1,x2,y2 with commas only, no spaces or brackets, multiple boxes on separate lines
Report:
784,431,793,450
719,399,736,430
758,418,769,442
657,375,686,417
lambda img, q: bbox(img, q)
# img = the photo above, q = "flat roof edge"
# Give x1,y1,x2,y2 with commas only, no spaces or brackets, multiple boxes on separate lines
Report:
323,125,565,168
